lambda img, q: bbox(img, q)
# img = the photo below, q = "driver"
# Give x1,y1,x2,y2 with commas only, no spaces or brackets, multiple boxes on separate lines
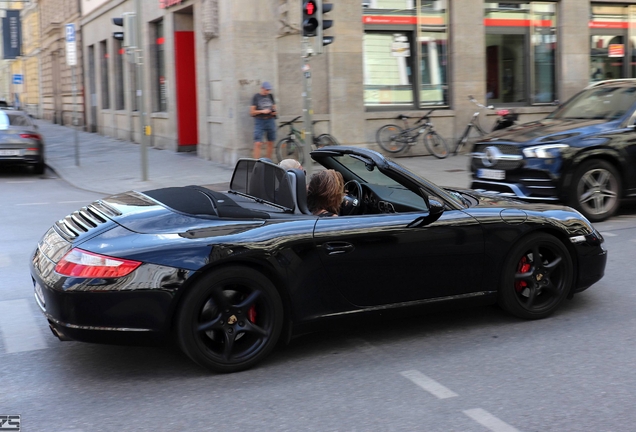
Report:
307,169,344,217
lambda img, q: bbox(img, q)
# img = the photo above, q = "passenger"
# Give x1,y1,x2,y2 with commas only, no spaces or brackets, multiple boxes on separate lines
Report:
307,169,344,217
279,159,303,171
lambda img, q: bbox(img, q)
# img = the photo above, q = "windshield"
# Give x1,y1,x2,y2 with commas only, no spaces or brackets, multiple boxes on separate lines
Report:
548,86,636,120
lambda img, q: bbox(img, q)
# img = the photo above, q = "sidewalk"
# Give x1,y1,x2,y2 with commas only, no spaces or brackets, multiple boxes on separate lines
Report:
39,120,472,196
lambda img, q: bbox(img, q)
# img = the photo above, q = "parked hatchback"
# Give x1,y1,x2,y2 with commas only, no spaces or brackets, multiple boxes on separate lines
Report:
0,110,45,174
470,79,636,222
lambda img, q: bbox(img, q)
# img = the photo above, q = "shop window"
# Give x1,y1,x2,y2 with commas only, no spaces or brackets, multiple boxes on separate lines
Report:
152,19,167,112
115,40,125,110
485,2,556,105
363,0,448,108
589,5,636,82
100,40,110,109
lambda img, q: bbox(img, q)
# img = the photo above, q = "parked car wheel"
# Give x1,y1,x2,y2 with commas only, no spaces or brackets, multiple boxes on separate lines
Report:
570,159,621,222
498,233,573,320
33,160,45,175
176,266,284,373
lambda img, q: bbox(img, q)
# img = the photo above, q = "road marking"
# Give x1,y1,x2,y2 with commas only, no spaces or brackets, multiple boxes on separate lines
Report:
15,202,50,206
463,408,521,432
6,181,35,184
400,370,458,399
0,299,48,354
600,232,617,237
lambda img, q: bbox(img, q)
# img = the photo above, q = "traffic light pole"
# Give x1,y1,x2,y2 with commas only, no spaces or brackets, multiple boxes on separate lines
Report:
302,37,314,177
134,0,148,181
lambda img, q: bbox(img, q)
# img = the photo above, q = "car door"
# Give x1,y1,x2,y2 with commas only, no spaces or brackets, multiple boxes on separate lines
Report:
313,208,485,307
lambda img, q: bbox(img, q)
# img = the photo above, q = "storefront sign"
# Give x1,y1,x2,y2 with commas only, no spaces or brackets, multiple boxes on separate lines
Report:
2,10,22,59
159,0,183,8
608,44,625,58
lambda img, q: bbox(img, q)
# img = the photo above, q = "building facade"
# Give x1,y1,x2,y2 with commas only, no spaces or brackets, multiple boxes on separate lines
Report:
39,0,85,126
75,0,636,166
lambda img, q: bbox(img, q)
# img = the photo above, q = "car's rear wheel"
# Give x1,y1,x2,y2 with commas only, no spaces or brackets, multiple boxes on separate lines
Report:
498,233,573,320
33,160,45,175
176,266,283,373
570,159,621,222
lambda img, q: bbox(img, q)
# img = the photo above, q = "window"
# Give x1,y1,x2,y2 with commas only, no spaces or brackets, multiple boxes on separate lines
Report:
589,5,636,82
485,2,557,105
152,20,167,112
100,40,110,109
363,0,448,108
115,40,125,110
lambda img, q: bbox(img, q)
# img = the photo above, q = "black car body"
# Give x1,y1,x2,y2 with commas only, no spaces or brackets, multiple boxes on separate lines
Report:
0,110,45,174
471,79,636,222
31,147,607,372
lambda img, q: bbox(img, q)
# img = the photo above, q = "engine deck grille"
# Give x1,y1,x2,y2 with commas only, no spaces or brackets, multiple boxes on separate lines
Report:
54,201,119,241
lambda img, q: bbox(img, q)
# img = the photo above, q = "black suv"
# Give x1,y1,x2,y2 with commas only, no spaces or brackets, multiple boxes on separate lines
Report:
470,79,636,222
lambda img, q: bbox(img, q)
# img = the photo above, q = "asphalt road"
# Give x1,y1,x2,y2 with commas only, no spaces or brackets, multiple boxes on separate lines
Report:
2,166,636,432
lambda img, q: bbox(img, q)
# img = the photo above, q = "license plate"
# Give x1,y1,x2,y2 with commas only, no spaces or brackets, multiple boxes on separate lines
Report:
0,149,20,156
477,168,505,180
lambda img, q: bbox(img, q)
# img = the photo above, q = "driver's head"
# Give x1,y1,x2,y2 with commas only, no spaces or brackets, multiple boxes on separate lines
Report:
307,169,344,216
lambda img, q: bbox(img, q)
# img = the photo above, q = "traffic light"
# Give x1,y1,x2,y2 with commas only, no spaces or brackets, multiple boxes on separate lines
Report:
302,0,319,37
112,12,136,48
113,17,125,41
316,0,335,54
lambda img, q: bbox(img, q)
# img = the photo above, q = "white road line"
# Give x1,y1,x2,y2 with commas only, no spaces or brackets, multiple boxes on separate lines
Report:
400,370,458,399
15,202,50,206
463,408,521,432
6,181,35,184
0,299,48,354
600,232,617,237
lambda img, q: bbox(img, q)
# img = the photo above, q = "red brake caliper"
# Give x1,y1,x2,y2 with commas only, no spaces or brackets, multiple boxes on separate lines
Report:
515,256,531,292
247,305,257,323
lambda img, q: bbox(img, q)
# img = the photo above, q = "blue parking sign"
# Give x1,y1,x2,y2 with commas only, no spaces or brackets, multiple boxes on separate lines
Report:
12,74,23,85
66,23,75,42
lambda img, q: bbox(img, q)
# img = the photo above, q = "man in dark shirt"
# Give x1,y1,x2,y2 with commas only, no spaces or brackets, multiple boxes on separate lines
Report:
250,81,277,159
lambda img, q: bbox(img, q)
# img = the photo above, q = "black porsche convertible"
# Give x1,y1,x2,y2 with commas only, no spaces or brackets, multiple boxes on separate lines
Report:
30,147,607,373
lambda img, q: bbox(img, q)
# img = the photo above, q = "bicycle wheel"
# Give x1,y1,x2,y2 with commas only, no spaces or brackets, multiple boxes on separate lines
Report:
315,133,339,148
275,138,304,165
423,130,449,159
376,124,407,153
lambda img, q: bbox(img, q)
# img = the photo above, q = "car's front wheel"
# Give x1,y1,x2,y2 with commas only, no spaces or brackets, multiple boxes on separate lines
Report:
570,159,621,222
176,266,284,373
498,233,573,320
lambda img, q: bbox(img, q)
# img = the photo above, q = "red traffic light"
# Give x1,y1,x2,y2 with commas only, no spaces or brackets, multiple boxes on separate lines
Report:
304,0,316,15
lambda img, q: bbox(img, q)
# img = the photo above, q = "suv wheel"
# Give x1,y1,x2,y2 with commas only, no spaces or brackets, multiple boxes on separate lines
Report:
570,159,621,222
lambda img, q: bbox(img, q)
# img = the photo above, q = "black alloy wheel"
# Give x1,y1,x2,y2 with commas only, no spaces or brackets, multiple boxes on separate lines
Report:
570,159,621,222
498,233,573,320
176,266,283,373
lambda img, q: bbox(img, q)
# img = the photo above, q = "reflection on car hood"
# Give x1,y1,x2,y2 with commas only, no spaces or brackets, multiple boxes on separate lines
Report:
478,118,614,145
451,188,574,212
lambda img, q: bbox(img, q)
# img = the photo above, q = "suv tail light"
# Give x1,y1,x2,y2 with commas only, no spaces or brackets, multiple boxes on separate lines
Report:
20,133,42,140
55,248,141,278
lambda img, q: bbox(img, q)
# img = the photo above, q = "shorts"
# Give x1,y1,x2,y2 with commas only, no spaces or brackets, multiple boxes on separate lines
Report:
254,118,276,142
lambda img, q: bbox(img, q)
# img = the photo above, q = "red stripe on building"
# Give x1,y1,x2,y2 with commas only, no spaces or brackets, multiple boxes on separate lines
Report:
589,21,629,29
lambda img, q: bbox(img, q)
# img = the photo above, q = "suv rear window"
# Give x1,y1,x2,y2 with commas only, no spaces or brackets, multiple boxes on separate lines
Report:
549,86,636,121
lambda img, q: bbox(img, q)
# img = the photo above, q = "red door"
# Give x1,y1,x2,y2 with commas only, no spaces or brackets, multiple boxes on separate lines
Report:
174,31,198,146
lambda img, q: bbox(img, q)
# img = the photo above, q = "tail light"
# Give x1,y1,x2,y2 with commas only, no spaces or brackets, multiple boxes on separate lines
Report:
20,133,42,140
496,109,510,116
55,248,141,278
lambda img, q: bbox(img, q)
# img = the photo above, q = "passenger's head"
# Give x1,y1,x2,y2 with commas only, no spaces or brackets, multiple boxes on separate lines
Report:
307,169,345,215
279,159,303,171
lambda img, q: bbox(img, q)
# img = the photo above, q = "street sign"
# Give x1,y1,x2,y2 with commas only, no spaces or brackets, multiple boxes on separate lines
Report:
66,23,77,66
12,74,22,85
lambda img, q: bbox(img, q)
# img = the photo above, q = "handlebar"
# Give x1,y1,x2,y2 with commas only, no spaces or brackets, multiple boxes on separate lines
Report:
278,115,302,128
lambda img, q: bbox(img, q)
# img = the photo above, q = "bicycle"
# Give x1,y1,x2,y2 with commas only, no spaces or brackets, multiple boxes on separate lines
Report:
375,109,449,159
452,95,517,155
275,116,339,164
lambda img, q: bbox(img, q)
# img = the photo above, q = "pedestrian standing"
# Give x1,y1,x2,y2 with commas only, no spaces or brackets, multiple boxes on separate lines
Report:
251,81,277,159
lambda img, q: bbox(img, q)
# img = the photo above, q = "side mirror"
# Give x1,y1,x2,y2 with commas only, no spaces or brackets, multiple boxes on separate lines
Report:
407,194,445,228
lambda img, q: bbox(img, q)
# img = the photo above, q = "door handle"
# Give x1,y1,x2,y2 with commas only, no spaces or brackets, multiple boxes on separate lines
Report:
322,242,355,255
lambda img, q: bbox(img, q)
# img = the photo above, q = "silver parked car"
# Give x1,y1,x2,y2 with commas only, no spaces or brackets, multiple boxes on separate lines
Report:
0,110,45,174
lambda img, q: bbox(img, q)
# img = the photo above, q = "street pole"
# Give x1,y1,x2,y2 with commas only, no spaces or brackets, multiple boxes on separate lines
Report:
72,61,79,166
134,0,148,181
301,37,313,178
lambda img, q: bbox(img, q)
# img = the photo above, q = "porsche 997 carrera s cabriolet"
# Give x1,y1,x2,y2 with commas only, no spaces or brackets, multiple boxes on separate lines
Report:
30,147,607,372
